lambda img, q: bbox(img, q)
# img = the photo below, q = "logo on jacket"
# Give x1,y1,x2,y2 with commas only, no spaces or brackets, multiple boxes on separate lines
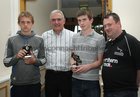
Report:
114,47,124,56
103,58,118,67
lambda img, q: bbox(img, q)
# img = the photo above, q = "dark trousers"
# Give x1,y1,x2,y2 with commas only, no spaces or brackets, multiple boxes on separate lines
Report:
11,83,41,97
104,90,138,97
45,70,72,97
72,78,101,97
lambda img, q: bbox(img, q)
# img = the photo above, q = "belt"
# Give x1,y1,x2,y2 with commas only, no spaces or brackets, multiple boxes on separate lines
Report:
46,69,71,73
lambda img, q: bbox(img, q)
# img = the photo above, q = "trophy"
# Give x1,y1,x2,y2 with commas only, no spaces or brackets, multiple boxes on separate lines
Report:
71,52,82,66
22,44,32,58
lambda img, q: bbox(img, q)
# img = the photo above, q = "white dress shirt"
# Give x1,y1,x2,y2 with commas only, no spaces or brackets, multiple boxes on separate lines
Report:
42,28,75,71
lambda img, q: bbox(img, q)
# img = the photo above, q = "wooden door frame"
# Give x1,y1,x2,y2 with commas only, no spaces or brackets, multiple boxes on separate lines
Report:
20,0,26,12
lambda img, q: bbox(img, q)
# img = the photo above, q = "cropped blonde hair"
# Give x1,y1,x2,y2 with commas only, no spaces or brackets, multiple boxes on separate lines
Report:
18,11,34,24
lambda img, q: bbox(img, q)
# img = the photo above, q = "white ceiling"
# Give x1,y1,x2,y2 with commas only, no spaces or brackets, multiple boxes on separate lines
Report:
61,0,102,8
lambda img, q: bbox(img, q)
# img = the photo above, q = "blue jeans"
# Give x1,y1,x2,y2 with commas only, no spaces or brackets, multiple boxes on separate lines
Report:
104,90,138,97
72,78,100,97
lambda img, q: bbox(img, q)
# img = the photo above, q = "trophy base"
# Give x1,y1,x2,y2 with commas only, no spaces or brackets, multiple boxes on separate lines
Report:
71,64,77,67
24,55,32,58
71,64,78,69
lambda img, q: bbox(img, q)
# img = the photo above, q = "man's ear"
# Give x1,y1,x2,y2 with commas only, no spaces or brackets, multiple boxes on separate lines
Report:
91,18,94,23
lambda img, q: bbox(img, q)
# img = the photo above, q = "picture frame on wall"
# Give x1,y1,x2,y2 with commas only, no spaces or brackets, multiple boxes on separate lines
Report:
101,0,112,17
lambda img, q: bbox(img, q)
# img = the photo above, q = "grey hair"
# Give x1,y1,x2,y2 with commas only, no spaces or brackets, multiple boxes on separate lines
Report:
50,9,65,19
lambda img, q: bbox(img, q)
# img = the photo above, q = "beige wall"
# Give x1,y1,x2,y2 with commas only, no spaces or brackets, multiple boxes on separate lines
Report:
112,0,140,40
26,0,58,35
0,1,11,73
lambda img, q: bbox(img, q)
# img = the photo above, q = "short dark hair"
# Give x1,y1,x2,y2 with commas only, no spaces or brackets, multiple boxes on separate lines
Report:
76,9,93,20
103,12,120,23
18,11,34,24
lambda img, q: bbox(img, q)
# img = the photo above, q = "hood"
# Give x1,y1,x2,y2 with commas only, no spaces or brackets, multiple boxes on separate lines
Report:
17,30,36,38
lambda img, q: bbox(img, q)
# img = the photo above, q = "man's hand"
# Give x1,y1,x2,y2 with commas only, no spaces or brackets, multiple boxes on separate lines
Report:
72,64,91,73
16,49,27,59
24,52,36,65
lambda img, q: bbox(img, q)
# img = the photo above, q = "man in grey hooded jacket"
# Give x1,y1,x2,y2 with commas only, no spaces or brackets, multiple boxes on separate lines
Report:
3,11,46,97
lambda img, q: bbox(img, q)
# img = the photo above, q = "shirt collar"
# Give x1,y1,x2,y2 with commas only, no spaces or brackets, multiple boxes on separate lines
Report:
109,30,126,43
52,28,65,36
80,29,94,37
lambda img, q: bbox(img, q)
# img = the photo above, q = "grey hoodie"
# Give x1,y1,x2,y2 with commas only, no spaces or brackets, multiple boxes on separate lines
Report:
3,31,46,85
